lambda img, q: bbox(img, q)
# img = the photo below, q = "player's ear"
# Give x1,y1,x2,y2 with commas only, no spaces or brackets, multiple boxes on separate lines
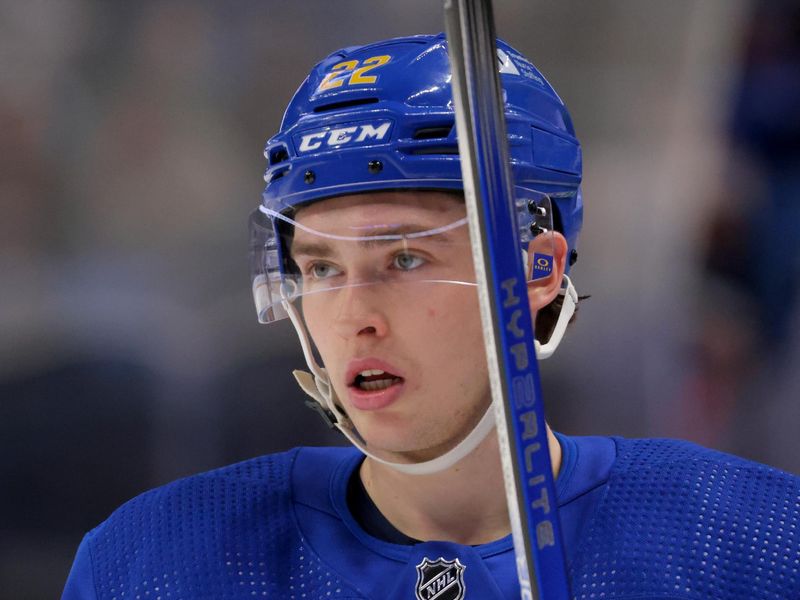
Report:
526,231,568,314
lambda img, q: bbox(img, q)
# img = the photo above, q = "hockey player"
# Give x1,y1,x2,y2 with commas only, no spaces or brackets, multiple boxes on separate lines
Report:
63,34,800,600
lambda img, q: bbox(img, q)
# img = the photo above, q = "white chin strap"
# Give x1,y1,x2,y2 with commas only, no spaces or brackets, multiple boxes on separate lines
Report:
535,274,578,360
286,274,578,476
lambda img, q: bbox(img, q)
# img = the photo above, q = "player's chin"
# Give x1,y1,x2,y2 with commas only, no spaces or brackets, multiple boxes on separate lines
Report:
349,408,407,438
350,415,424,453
355,418,462,463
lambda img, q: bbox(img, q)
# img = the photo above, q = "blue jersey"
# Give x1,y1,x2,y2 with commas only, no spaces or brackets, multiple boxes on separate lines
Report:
62,436,800,599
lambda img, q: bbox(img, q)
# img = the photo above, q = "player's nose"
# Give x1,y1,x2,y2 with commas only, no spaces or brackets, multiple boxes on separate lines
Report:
330,283,390,339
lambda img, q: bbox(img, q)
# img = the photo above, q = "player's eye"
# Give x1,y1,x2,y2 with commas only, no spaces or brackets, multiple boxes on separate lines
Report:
306,261,342,280
392,252,425,271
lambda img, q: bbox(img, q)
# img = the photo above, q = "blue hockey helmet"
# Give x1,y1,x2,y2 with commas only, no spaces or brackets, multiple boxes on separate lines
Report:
263,33,581,247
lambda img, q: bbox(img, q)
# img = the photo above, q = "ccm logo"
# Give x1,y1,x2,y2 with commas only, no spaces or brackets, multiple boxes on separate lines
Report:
297,122,392,153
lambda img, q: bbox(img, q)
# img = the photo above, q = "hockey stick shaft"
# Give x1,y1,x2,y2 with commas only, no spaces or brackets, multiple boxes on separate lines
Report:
443,2,570,598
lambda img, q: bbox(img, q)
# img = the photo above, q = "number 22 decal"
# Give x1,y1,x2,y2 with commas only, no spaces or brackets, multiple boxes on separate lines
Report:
317,55,391,92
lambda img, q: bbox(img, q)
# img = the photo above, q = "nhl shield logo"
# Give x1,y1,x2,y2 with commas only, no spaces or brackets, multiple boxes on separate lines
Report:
415,557,466,600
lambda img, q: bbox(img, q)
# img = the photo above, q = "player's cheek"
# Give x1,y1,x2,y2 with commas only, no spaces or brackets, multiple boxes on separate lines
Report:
301,307,335,369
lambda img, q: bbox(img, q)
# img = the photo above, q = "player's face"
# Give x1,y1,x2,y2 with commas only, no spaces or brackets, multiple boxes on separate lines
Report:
292,191,490,463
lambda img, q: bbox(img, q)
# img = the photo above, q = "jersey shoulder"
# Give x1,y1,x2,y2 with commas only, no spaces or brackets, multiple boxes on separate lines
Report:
72,447,364,599
91,447,300,539
570,437,800,600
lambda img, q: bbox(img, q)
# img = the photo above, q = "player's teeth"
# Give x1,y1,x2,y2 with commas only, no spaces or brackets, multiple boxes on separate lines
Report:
359,369,385,377
359,378,396,391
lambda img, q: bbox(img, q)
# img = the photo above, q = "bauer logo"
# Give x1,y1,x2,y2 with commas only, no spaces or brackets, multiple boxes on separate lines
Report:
415,557,465,600
295,121,393,154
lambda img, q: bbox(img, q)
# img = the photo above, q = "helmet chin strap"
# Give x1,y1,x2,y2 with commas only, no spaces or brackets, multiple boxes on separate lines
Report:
284,275,577,476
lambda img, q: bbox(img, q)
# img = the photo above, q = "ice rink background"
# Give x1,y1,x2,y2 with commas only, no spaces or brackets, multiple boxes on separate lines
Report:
1,1,798,597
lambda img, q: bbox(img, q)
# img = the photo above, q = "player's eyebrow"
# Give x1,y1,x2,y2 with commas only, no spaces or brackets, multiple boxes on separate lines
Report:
291,224,456,257
290,240,335,259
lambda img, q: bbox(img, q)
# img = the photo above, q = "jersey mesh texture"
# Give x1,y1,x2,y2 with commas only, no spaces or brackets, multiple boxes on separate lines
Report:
87,450,361,599
570,438,800,600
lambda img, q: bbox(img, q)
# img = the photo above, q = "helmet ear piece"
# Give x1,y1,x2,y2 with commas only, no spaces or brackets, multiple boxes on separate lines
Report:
543,198,580,273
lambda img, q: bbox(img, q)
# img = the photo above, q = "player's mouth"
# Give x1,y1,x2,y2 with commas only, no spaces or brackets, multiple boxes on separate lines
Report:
353,369,403,391
345,359,406,410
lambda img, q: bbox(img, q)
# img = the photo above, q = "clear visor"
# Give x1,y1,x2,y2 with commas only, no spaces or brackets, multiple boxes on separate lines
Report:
250,190,556,323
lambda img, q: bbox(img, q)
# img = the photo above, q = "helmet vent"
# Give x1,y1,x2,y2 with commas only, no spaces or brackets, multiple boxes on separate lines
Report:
408,146,458,155
313,98,379,113
413,125,453,140
266,168,288,183
269,146,289,165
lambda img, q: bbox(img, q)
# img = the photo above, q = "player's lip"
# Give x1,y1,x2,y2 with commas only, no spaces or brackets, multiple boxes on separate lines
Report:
344,358,406,411
345,357,406,389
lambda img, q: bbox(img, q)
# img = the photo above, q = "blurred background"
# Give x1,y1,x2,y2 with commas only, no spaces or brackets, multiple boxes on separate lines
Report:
1,0,799,597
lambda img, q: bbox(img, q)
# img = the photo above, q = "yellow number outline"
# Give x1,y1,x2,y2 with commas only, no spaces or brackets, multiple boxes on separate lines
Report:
317,55,391,92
